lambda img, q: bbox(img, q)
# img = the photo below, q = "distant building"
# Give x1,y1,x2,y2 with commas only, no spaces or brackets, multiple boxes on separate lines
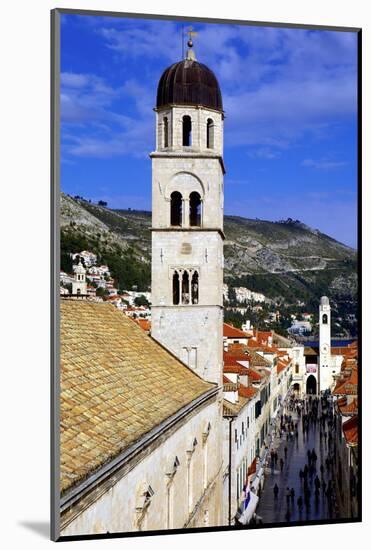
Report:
287,320,312,336
332,350,358,518
71,260,87,296
72,250,97,267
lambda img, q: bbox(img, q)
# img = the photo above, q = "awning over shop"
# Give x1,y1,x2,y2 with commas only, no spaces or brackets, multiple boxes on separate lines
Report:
238,490,259,525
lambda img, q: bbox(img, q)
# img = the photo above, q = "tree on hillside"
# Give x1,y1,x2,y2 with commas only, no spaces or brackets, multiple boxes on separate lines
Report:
98,200,108,207
134,295,150,307
96,287,109,297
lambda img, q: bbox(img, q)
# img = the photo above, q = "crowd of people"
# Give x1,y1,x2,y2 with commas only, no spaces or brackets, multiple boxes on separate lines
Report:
258,391,339,523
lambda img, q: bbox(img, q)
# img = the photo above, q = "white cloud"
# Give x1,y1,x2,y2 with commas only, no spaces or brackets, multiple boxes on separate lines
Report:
302,158,348,170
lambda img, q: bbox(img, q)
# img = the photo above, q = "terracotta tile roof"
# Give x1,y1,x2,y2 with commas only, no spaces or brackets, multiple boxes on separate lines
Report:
246,367,264,381
60,300,214,494
222,396,249,416
333,367,358,396
253,330,272,342
248,338,279,354
225,345,271,368
338,398,358,416
277,361,288,375
223,323,249,338
247,349,272,368
223,355,263,381
238,384,258,399
224,352,250,366
342,415,358,446
134,318,151,332
223,364,249,375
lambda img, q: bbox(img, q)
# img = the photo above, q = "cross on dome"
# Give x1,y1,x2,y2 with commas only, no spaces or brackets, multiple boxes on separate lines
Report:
185,26,197,61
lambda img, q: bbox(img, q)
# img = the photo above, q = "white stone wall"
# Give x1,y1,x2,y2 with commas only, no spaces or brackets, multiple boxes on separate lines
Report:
156,106,223,154
151,231,223,307
61,398,223,536
222,398,257,524
151,306,223,385
151,157,224,230
72,280,87,295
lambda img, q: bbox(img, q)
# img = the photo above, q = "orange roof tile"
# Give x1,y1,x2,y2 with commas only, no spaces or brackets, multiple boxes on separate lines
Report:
333,367,358,396
238,384,258,399
223,323,249,338
343,415,358,445
339,398,358,415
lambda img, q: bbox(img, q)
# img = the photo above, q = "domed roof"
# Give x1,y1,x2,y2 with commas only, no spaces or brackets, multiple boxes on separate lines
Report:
74,260,86,274
156,53,223,112
320,296,329,306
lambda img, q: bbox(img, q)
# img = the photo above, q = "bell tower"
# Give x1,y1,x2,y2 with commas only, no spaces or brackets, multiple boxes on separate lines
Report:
150,38,225,386
319,295,331,392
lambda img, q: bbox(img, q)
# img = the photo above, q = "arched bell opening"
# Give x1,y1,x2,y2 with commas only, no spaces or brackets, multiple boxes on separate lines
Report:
163,116,169,148
206,118,214,149
189,191,202,227
182,271,190,304
182,115,192,146
172,271,180,305
191,271,199,304
170,191,183,226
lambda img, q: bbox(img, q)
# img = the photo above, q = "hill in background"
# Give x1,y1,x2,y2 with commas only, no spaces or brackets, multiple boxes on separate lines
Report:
60,194,357,330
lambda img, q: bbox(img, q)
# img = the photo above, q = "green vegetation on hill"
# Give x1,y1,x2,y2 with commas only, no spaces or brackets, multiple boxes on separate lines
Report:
60,194,357,318
60,225,150,291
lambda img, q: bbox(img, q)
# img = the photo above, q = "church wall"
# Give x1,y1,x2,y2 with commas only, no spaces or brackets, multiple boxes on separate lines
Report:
151,305,223,385
61,397,223,536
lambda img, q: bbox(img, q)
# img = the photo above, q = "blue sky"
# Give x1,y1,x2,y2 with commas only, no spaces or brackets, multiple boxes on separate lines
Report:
60,14,358,248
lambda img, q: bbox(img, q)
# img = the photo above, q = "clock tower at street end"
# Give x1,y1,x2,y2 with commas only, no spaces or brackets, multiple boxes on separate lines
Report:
319,295,332,393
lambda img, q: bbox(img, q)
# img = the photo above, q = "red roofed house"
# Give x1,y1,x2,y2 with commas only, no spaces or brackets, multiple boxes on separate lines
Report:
332,360,359,519
223,323,250,348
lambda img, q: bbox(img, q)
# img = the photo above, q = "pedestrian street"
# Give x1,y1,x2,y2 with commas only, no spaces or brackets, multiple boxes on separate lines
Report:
256,396,338,524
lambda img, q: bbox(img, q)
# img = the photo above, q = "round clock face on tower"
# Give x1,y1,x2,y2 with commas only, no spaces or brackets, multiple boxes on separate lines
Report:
321,343,329,354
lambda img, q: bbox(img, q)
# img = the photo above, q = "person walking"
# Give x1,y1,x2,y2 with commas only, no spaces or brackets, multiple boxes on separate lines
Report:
290,488,295,502
314,475,321,491
284,446,288,459
273,483,279,499
280,457,284,472
286,487,291,505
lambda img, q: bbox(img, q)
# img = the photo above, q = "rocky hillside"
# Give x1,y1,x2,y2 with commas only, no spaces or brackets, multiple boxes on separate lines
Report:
60,194,357,306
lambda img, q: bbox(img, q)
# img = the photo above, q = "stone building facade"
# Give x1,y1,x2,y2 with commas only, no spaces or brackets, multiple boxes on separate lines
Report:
60,301,222,535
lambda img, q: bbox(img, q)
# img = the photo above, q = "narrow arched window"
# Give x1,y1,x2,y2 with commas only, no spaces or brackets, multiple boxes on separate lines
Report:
182,271,190,304
183,115,192,146
163,116,169,148
173,271,180,305
206,118,214,149
189,192,201,227
170,191,182,226
322,314,328,324
191,271,199,304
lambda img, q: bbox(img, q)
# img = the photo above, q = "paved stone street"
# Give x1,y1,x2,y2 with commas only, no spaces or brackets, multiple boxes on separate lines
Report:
256,399,338,524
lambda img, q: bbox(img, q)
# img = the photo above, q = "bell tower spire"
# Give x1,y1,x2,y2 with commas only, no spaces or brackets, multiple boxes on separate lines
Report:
150,47,225,385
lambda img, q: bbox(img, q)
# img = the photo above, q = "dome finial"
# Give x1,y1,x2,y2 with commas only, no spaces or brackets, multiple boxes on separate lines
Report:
185,26,197,61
